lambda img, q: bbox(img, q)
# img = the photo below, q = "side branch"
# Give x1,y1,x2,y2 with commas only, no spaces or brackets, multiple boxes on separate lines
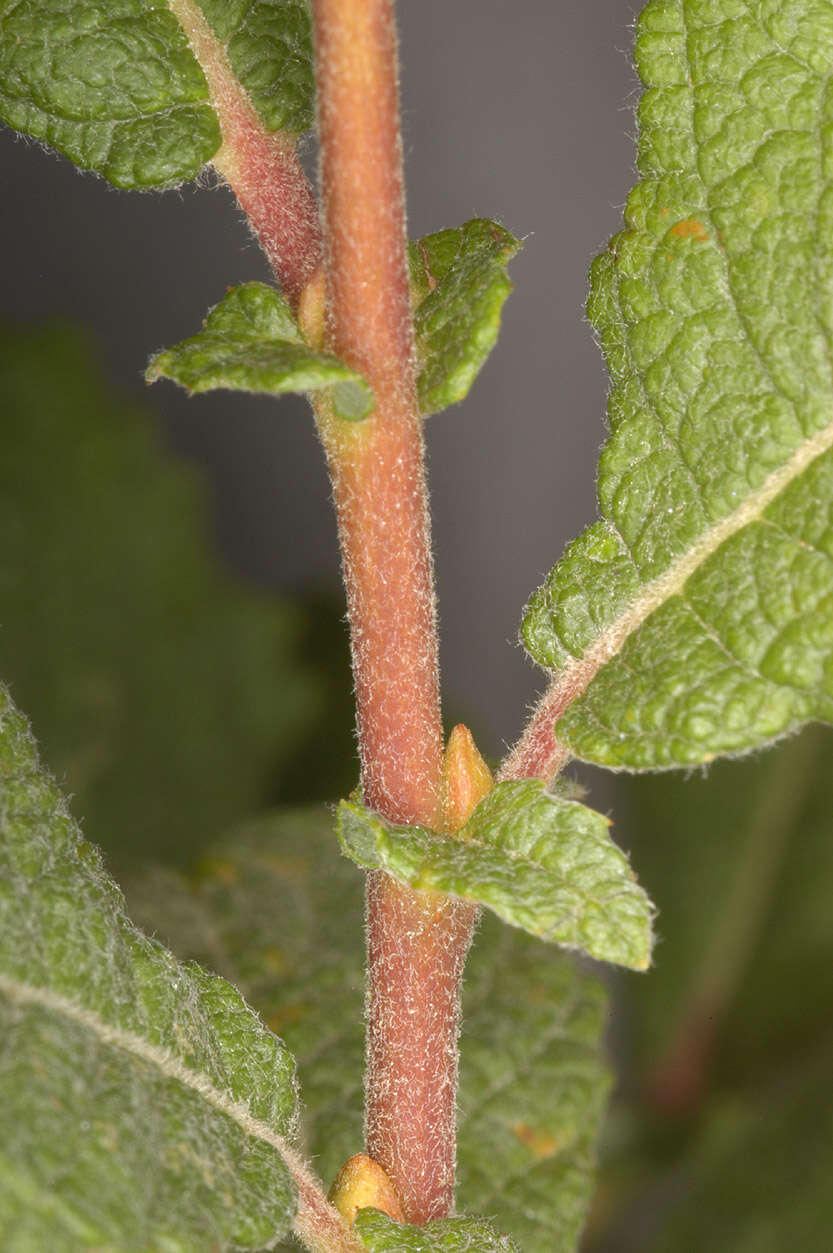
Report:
497,678,574,784
169,0,323,308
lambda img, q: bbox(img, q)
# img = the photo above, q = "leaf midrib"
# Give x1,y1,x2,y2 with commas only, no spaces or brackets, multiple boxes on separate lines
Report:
0,968,356,1248
0,970,295,1155
542,413,833,736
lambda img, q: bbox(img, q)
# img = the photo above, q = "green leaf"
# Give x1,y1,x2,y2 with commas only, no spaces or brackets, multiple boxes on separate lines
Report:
193,0,314,134
147,282,374,415
0,685,302,1251
409,219,520,415
456,911,610,1252
0,0,313,188
0,322,341,864
125,808,367,1187
125,807,612,1251
522,0,833,768
150,220,521,416
354,1211,518,1253
338,781,653,968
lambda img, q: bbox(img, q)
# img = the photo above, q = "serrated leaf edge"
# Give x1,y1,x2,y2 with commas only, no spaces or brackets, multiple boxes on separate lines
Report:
0,972,361,1253
505,414,833,782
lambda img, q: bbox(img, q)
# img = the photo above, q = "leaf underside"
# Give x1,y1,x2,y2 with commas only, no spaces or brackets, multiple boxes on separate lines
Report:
0,0,314,188
338,781,654,969
0,322,333,864
125,807,612,1252
523,0,833,768
0,685,301,1251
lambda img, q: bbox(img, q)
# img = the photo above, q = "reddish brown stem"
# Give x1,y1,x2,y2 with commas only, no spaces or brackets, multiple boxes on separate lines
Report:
171,0,323,309
497,680,574,784
311,0,475,1222
217,125,323,311
364,880,477,1224
312,0,440,824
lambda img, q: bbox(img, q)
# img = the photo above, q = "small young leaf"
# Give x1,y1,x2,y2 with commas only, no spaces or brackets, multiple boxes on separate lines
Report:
409,219,520,414
338,781,654,969
354,1210,518,1253
332,377,376,420
126,808,612,1251
0,686,302,1250
147,281,373,413
0,0,313,188
522,0,833,768
150,221,519,415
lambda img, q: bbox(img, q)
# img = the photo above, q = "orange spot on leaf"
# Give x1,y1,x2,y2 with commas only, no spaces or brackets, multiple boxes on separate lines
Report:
669,218,709,241
512,1122,562,1159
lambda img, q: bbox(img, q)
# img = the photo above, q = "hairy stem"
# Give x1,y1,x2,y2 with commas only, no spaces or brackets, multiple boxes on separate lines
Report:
310,0,474,1222
170,0,323,308
293,1163,366,1253
497,680,573,785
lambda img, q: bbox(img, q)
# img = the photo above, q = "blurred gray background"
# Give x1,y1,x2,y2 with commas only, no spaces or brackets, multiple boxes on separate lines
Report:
0,0,639,764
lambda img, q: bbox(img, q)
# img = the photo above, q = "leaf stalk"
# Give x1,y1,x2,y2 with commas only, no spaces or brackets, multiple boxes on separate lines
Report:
170,0,323,308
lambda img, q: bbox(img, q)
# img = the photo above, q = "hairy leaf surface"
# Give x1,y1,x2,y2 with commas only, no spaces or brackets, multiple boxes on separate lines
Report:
354,1210,517,1253
0,686,301,1251
0,323,335,863
126,807,611,1251
150,221,518,418
338,782,653,968
522,0,833,768
147,281,374,417
126,809,367,1186
409,219,520,414
456,906,610,1251
193,0,314,133
0,0,313,187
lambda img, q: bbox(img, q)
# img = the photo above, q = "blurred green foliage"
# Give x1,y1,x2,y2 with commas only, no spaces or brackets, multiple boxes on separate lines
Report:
586,727,833,1250
0,321,353,866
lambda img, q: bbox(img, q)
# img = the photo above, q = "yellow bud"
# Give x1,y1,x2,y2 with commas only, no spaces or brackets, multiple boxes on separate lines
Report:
441,724,494,836
328,1153,405,1226
297,267,327,349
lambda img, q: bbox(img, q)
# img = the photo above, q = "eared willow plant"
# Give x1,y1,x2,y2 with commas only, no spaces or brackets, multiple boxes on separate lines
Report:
1,0,832,1249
